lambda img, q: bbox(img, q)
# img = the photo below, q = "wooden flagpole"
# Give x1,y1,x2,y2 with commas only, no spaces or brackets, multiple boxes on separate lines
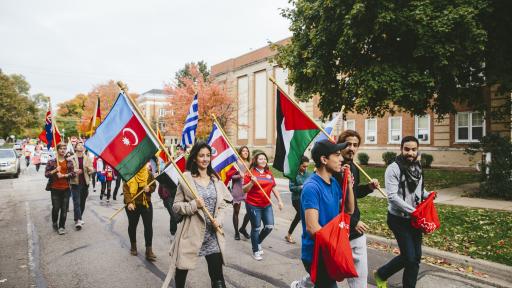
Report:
111,82,223,234
49,99,57,149
211,114,276,207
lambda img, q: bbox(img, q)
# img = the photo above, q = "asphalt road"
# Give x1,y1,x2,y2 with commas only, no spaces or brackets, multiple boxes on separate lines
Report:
0,164,499,288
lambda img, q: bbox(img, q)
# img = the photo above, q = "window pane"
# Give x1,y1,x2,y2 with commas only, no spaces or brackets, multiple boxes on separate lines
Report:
472,112,483,126
418,116,428,129
458,127,468,140
457,113,469,126
391,118,400,129
367,119,376,130
472,127,483,140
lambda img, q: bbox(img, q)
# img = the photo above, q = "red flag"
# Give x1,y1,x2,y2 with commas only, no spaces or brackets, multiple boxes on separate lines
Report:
157,128,169,163
38,109,62,149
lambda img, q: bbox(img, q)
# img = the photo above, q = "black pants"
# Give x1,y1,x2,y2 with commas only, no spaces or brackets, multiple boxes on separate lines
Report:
35,163,41,172
303,255,337,288
162,197,179,235
377,212,423,288
51,189,70,229
288,199,301,235
175,252,225,288
125,203,153,247
113,177,122,199
100,181,112,200
91,173,96,189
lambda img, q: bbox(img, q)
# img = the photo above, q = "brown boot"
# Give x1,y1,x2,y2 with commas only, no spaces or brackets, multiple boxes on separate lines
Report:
130,242,137,256
145,246,157,261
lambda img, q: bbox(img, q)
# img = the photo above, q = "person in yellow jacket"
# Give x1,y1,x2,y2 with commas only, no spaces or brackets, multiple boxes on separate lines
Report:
123,165,157,261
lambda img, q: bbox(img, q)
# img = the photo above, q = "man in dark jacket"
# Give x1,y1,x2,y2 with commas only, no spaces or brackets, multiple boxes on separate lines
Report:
337,130,380,288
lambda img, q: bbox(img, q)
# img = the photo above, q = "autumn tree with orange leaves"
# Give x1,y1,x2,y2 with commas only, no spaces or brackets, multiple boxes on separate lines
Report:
164,63,236,141
57,80,138,137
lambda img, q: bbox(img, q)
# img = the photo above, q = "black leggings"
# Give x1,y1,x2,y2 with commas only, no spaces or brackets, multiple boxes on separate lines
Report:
175,253,225,288
113,177,122,198
100,181,112,199
288,199,301,235
125,203,153,247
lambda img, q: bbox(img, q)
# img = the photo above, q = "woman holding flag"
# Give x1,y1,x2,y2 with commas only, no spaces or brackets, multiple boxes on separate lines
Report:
168,142,233,288
243,152,284,261
230,145,251,240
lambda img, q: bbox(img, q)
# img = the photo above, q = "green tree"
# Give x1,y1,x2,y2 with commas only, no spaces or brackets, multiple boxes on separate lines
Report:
174,61,210,87
0,70,39,138
9,74,31,97
274,0,512,117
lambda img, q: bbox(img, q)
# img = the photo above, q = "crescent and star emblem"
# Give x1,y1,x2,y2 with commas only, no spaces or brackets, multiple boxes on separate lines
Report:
122,128,139,146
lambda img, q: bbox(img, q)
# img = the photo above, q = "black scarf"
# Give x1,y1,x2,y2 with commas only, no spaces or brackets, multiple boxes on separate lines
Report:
395,155,422,193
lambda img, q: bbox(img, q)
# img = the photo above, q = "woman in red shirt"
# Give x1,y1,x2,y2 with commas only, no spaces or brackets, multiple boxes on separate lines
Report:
243,152,284,261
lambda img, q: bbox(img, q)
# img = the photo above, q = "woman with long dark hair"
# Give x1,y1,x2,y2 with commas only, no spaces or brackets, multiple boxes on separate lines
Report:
163,142,233,288
230,146,251,240
243,151,283,261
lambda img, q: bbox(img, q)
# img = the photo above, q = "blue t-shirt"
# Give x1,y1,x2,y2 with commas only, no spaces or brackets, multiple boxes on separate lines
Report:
300,173,343,263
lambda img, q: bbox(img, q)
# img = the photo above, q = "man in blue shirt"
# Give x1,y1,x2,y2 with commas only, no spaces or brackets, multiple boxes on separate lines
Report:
292,139,355,288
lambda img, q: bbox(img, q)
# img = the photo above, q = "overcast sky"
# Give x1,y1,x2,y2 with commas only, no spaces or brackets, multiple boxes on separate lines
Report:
0,0,291,106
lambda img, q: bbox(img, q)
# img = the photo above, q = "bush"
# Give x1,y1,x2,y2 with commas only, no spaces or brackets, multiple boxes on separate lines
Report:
382,151,397,165
420,153,434,168
251,149,264,158
467,134,512,200
357,153,369,165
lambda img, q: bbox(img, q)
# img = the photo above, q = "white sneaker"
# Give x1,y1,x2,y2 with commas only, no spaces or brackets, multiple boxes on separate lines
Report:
252,251,263,261
290,280,300,288
58,228,66,235
75,221,82,231
79,220,85,226
258,244,264,255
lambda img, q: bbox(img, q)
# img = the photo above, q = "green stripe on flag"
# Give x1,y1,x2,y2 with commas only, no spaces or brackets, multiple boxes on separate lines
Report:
284,129,319,179
115,136,159,181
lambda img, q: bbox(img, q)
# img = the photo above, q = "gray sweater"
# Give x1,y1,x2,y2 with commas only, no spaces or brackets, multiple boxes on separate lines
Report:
385,162,429,218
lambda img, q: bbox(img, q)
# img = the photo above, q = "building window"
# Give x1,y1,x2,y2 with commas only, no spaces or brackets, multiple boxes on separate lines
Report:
388,117,402,144
159,108,165,117
365,119,377,144
415,115,430,144
254,70,267,139
237,76,249,139
345,120,355,131
455,112,485,142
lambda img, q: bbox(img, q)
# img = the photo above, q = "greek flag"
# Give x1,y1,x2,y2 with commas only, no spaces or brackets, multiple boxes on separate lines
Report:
180,93,198,147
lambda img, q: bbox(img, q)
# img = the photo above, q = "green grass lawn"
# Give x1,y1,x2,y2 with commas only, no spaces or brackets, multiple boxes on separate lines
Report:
270,164,479,191
359,196,512,266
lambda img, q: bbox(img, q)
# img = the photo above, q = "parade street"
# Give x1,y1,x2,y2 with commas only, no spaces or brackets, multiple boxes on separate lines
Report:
0,165,499,288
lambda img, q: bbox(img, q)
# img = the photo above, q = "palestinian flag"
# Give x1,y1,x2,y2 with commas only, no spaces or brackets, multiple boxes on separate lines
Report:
274,88,320,180
85,93,159,181
156,155,186,190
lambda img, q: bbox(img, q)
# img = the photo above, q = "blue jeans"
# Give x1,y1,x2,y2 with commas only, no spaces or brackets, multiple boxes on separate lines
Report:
70,184,88,221
377,212,423,288
246,203,274,252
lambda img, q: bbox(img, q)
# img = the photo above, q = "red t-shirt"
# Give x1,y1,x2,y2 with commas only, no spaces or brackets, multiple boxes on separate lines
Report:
243,168,276,207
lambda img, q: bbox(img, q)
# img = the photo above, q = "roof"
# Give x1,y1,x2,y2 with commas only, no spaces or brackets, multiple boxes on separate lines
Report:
141,89,167,95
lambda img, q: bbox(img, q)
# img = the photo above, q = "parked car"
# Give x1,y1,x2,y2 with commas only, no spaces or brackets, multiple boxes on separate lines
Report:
0,148,21,178
40,149,55,165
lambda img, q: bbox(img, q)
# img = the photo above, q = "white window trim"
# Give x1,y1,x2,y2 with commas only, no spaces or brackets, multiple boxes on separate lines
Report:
364,118,377,144
455,112,486,143
415,115,431,144
388,117,402,144
344,119,355,131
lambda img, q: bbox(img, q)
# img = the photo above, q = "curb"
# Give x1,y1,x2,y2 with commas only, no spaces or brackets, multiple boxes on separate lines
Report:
366,234,512,286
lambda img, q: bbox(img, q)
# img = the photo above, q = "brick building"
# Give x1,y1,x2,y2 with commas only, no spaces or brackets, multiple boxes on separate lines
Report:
212,39,511,168
137,89,180,145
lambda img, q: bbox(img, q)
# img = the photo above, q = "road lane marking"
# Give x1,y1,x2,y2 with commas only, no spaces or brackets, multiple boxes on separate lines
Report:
25,202,48,288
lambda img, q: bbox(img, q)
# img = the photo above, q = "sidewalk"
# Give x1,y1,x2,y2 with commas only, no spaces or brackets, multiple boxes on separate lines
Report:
276,178,512,211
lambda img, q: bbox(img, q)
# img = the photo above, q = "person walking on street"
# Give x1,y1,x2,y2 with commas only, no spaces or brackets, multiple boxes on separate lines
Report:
285,156,311,244
243,152,284,261
337,130,380,288
112,169,122,201
291,139,354,288
45,143,76,235
32,145,42,172
162,142,233,288
97,159,113,203
68,142,95,231
231,145,251,240
124,164,157,261
374,136,433,288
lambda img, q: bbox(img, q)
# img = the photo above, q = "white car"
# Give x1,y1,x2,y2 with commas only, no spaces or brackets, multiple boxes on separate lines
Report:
40,149,55,165
0,149,21,178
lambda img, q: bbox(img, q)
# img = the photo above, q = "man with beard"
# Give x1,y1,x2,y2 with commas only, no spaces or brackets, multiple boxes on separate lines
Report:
337,130,379,288
374,136,433,288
